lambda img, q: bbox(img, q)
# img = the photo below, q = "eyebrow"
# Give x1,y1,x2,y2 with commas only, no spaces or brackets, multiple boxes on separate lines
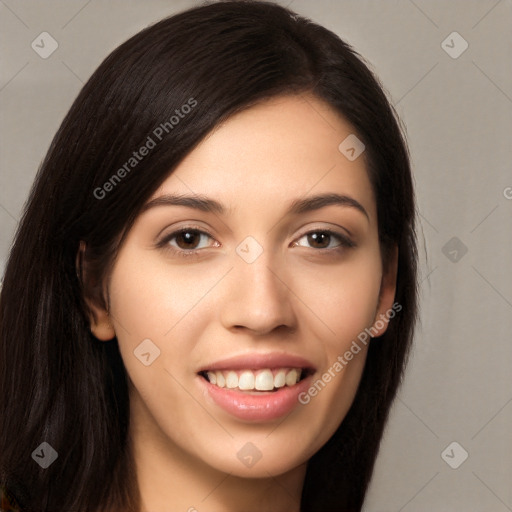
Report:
141,192,369,220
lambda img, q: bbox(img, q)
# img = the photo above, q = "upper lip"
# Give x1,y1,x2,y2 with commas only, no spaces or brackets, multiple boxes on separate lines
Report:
197,352,316,373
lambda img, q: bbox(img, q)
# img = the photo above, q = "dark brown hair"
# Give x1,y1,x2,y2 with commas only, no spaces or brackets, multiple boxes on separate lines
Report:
0,1,418,510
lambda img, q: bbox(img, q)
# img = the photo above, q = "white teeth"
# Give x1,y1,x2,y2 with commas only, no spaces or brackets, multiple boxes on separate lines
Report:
238,371,255,390
285,369,298,386
255,369,274,391
274,370,286,388
216,372,226,388
205,367,303,391
225,371,238,388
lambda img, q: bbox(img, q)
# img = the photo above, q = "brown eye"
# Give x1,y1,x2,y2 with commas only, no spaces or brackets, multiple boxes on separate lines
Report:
307,232,332,249
157,227,216,258
295,230,355,250
174,230,203,250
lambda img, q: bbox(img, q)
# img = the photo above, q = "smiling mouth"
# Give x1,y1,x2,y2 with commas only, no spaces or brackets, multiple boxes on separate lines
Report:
198,367,313,393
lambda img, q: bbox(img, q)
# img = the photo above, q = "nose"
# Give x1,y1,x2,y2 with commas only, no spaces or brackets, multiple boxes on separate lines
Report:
219,250,297,336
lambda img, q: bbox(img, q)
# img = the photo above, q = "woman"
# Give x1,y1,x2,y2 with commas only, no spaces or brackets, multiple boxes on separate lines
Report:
0,1,418,510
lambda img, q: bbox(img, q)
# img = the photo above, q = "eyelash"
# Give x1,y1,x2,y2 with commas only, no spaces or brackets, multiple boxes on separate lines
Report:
156,226,356,259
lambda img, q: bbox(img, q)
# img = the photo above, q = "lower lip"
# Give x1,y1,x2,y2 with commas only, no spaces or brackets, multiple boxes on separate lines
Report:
199,373,313,422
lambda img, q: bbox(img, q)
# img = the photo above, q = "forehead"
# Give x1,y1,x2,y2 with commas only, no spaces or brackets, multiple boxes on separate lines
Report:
150,93,375,220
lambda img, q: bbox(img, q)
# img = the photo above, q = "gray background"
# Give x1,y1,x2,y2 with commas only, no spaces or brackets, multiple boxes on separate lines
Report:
1,0,511,510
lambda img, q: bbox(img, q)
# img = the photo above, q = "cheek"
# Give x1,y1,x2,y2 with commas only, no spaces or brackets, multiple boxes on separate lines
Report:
106,250,225,401
107,249,223,342
106,256,203,429
291,261,380,457
293,251,382,349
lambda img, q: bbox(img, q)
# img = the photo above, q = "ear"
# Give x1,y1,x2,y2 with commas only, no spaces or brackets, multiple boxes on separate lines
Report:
76,241,116,341
370,244,399,337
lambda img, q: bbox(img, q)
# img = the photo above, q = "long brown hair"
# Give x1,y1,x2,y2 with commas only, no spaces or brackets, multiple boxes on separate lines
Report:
0,1,418,510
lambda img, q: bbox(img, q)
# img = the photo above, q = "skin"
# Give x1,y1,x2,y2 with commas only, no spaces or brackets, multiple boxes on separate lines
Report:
85,93,397,512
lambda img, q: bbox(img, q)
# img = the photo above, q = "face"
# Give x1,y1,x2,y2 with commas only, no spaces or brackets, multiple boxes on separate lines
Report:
88,93,397,480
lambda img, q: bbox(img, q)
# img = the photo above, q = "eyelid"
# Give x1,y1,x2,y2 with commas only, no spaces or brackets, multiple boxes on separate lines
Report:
295,222,353,238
